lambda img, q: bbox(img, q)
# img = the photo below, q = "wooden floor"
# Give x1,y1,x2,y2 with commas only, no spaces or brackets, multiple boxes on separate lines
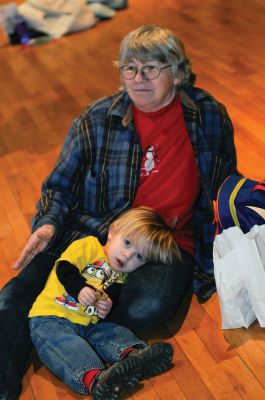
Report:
0,0,265,399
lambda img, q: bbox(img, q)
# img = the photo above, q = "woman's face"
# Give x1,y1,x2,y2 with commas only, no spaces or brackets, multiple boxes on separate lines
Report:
121,59,179,112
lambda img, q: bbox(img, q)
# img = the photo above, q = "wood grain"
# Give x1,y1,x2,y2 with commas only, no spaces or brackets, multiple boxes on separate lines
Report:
0,0,264,398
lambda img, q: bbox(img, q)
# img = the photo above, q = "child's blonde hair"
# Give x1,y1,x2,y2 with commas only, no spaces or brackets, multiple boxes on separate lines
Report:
110,206,181,264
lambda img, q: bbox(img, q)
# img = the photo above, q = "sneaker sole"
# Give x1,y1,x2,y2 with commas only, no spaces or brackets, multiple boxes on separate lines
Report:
92,357,142,400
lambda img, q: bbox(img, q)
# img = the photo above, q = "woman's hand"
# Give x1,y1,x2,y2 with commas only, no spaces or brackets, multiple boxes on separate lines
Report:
12,224,55,271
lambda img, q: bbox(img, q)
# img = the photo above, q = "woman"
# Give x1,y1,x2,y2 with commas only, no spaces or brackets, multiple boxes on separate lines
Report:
0,25,237,400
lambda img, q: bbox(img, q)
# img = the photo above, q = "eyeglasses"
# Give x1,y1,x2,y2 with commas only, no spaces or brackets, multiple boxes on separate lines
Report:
119,64,172,80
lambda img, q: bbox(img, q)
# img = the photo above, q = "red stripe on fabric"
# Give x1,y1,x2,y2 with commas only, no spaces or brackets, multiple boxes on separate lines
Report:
253,181,265,192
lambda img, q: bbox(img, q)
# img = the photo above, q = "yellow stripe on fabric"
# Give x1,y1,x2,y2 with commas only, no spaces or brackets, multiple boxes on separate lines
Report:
229,178,246,226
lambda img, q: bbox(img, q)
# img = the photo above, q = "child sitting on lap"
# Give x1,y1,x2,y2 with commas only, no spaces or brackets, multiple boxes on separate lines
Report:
29,206,180,400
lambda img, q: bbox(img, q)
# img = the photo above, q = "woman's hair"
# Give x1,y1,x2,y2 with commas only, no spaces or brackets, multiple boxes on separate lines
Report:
115,25,196,89
110,206,181,264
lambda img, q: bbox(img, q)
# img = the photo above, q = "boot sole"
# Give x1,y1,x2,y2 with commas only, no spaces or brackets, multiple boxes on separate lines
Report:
92,356,142,400
134,342,173,379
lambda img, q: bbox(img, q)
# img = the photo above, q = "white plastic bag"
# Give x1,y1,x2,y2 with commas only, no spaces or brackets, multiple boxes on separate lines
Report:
214,227,255,329
18,0,97,38
213,225,265,329
236,225,265,327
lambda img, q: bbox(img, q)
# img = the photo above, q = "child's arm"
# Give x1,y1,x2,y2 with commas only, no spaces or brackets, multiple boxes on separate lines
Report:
56,260,96,302
56,260,112,317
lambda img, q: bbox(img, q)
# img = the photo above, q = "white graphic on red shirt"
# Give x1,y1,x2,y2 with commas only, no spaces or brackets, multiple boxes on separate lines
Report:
141,145,160,176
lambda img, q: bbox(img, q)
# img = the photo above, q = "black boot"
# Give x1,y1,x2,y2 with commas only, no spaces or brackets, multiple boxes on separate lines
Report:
128,342,173,379
91,356,142,400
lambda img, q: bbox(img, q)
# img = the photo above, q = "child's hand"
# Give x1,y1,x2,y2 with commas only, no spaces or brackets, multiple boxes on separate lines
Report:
78,287,97,306
96,296,113,319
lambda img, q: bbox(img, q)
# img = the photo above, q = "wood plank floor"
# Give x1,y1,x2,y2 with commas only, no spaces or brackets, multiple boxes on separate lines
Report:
0,0,265,399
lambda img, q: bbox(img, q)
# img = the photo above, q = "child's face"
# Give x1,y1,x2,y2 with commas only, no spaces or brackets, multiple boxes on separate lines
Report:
104,229,147,273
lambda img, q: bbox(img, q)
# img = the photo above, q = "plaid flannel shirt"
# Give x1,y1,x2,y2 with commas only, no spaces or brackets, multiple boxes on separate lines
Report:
33,87,237,302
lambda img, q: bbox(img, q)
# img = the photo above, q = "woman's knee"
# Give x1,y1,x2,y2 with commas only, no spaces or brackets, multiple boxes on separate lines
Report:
0,253,56,309
120,258,194,325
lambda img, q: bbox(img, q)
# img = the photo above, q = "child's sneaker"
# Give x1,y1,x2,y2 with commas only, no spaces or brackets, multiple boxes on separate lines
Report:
128,342,173,379
91,356,142,400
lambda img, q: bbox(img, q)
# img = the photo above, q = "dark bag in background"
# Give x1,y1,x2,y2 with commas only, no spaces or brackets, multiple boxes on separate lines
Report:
215,174,265,234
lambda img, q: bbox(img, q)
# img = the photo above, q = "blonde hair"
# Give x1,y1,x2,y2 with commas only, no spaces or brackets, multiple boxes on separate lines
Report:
115,25,196,89
110,206,181,264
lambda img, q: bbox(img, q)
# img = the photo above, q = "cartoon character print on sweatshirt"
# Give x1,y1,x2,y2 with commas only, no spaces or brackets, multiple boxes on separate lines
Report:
141,145,160,176
81,260,111,317
54,260,112,317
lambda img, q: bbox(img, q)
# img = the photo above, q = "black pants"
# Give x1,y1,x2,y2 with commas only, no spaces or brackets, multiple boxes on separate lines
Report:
0,249,194,400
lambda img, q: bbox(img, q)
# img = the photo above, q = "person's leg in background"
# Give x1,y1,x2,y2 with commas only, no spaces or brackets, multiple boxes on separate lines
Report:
0,253,56,400
105,249,195,334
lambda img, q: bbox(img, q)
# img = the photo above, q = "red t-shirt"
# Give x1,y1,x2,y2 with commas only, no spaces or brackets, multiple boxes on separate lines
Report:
132,96,201,255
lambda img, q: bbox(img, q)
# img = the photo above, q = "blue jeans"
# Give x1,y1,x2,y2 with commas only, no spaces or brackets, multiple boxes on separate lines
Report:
29,317,146,394
0,248,194,399
0,253,56,400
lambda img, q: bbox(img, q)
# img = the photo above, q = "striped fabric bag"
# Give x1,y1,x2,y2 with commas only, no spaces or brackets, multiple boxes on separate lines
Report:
215,174,265,234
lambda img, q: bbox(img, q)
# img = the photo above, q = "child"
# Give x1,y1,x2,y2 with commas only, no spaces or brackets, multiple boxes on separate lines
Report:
29,206,180,400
